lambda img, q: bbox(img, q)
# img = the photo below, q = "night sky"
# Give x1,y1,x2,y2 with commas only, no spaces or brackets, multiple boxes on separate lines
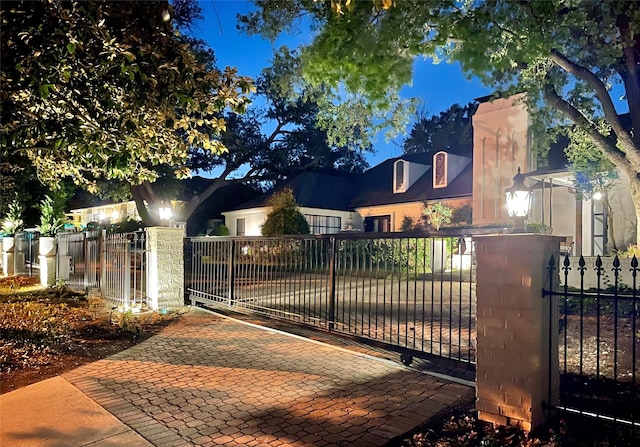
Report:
191,0,493,166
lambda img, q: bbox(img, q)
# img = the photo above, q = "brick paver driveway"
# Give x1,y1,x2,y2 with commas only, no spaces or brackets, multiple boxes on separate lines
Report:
65,309,472,447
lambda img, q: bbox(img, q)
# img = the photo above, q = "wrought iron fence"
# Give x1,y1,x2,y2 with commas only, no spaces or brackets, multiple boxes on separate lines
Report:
57,230,103,290
13,231,39,276
544,254,640,431
58,230,148,309
186,231,477,364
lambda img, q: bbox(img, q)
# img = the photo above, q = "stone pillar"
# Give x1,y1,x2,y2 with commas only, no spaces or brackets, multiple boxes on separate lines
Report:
2,237,15,276
475,234,560,431
146,227,185,311
39,236,57,287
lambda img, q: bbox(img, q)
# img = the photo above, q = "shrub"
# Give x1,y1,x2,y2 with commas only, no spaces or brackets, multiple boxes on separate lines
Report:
262,188,310,236
37,195,65,237
1,200,24,236
423,202,452,231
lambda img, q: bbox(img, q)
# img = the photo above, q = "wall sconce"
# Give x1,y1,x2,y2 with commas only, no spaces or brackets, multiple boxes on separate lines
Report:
505,167,532,233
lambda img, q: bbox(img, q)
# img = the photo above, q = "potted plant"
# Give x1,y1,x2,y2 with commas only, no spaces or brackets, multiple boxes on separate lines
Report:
37,195,65,257
2,200,24,253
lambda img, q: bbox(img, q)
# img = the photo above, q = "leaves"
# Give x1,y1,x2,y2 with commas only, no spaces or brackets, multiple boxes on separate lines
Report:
1,0,254,191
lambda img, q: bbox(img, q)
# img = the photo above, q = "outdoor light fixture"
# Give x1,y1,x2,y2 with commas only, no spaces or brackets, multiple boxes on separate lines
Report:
505,167,532,233
592,191,603,201
158,205,172,224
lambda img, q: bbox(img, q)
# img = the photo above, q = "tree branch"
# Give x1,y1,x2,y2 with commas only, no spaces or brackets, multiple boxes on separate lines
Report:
549,49,636,152
542,83,640,178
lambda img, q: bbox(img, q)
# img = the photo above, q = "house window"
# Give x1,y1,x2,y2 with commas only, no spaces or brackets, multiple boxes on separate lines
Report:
434,152,447,188
305,215,341,235
364,215,391,233
236,218,246,236
394,160,405,192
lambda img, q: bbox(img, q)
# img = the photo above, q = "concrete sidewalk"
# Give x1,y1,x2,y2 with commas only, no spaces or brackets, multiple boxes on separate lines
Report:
1,309,472,447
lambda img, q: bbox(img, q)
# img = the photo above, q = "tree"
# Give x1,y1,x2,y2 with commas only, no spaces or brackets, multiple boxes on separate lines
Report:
124,47,370,226
241,0,640,243
262,188,310,236
403,103,476,154
1,0,253,193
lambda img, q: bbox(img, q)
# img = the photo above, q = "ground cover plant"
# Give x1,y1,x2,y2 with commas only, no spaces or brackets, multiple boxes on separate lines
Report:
0,275,177,394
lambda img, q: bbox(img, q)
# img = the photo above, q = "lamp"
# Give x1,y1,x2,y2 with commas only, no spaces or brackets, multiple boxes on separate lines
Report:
505,167,532,233
158,205,172,225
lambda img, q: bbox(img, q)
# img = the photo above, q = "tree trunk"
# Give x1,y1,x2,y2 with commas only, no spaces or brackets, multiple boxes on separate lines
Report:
630,176,640,248
131,185,157,226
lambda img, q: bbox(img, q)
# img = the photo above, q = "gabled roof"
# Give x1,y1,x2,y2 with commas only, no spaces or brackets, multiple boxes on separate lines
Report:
225,171,357,212
350,155,473,208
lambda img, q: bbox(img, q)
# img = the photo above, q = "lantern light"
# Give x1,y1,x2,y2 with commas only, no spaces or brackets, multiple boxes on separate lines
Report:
505,167,532,233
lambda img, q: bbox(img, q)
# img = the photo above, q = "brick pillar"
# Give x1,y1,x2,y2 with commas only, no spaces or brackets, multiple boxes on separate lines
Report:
146,227,185,311
475,234,560,431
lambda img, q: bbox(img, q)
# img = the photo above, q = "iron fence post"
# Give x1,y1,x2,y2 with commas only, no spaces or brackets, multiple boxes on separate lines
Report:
83,231,89,290
228,239,235,306
328,237,336,330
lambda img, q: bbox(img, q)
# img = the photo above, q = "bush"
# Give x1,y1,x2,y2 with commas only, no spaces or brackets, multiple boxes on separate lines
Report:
262,188,310,236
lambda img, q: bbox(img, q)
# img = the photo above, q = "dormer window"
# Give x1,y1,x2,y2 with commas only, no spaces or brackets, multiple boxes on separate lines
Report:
434,152,447,188
394,160,406,193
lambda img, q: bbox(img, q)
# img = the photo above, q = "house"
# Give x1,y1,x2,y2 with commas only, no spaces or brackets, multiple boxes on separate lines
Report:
64,178,260,236
221,150,473,236
222,171,360,236
221,93,636,256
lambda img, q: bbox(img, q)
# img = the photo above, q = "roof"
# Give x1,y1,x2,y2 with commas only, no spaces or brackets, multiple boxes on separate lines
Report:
227,151,474,213
350,155,473,208
225,171,358,212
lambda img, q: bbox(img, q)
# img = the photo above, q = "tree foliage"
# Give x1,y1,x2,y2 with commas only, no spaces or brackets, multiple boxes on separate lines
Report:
127,47,370,226
242,0,640,242
403,103,476,154
262,188,310,236
1,0,253,192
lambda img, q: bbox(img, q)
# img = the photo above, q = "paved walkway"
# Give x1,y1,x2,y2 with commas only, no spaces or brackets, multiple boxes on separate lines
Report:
1,309,472,447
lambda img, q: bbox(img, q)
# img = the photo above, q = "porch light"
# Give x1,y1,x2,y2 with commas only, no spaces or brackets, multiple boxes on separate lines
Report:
505,167,532,233
158,205,172,224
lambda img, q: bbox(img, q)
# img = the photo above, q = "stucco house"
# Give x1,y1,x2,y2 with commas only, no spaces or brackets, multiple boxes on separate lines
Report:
221,93,636,256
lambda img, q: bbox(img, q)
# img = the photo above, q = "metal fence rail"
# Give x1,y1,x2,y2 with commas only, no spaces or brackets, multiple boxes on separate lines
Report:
187,232,477,364
544,254,640,430
101,230,148,308
13,232,39,277
57,230,102,290
57,230,148,309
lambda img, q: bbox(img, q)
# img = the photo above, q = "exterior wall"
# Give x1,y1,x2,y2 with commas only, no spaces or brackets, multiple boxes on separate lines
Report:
472,94,530,227
356,202,424,232
146,227,185,310
222,208,267,236
606,173,637,251
356,197,472,232
529,184,577,239
222,207,361,236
